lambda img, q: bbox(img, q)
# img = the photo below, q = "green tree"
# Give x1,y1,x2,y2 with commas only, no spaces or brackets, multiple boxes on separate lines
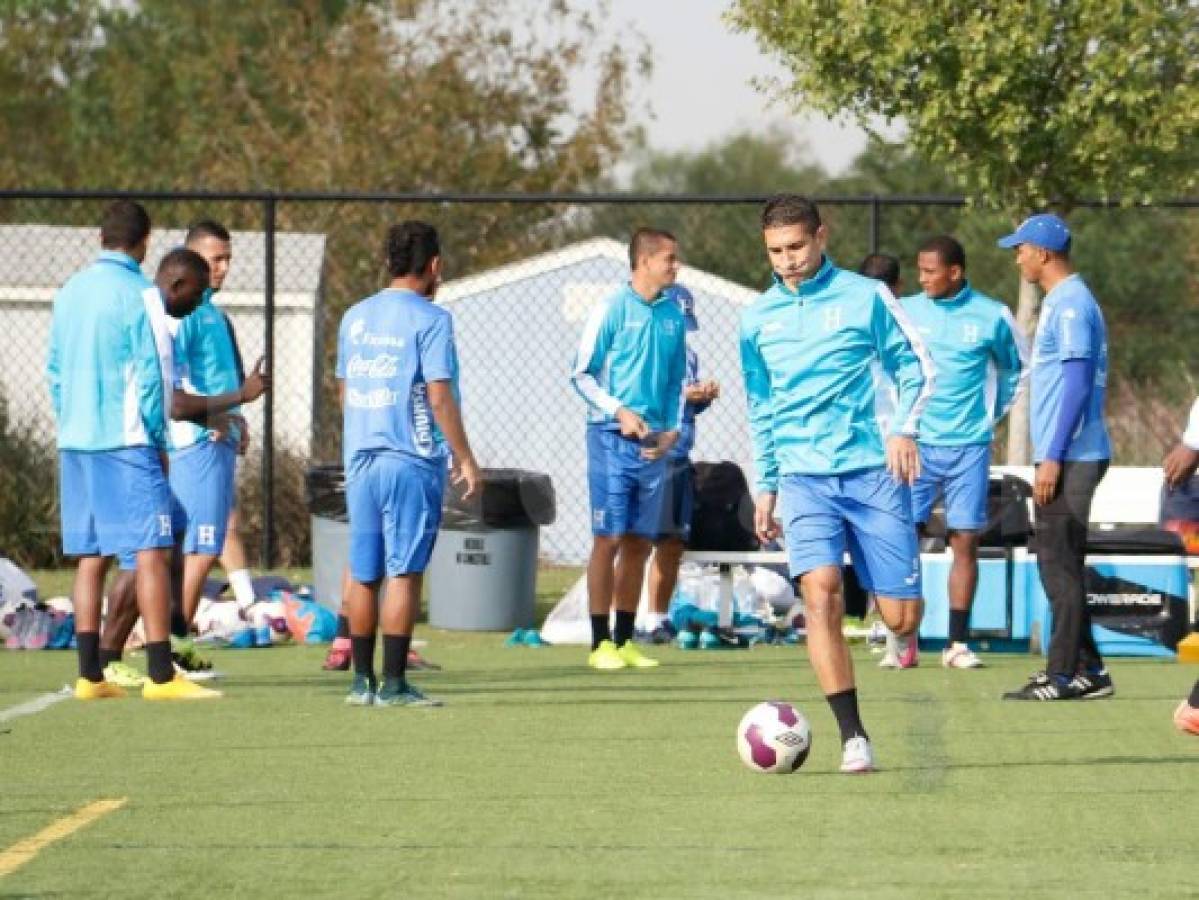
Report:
728,0,1199,461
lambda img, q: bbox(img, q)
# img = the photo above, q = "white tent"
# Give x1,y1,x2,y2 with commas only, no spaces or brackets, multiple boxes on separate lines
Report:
438,238,760,564
0,224,325,455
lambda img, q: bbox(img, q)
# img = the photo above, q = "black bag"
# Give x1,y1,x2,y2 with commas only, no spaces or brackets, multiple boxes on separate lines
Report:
441,468,556,530
688,461,758,551
979,474,1034,547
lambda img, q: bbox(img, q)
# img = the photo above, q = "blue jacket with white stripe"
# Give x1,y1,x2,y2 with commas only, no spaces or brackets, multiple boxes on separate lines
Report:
739,258,935,491
570,283,687,434
901,283,1029,446
46,251,167,451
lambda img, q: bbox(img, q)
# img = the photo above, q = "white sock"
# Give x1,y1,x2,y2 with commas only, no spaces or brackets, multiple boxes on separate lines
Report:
646,612,668,629
228,569,256,610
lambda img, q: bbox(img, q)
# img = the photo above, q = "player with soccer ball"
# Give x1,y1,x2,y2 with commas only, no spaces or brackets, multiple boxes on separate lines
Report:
739,195,934,773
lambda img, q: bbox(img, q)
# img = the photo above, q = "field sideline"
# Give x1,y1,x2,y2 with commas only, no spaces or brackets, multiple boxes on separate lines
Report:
2,633,1197,898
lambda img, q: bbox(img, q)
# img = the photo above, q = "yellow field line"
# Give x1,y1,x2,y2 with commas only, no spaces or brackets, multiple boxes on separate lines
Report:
0,798,127,878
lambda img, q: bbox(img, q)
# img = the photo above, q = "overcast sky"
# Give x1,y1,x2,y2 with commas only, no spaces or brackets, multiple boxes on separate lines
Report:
573,0,889,174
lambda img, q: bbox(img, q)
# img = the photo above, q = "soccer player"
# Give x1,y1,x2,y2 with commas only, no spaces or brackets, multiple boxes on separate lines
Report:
336,220,481,706
571,228,688,671
98,222,271,682
740,195,933,772
901,235,1028,669
997,214,1113,701
47,201,213,700
168,222,272,640
1161,398,1199,733
644,283,719,643
184,221,259,616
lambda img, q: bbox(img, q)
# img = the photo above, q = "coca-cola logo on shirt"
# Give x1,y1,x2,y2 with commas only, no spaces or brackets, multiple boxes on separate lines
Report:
346,353,399,379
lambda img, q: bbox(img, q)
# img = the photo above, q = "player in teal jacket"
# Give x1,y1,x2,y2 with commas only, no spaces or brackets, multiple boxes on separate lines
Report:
570,228,687,671
902,235,1028,671
740,195,934,774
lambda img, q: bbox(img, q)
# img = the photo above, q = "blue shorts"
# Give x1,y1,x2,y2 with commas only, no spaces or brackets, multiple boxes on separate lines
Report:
59,447,175,559
779,467,921,599
587,426,674,539
169,439,238,556
347,453,446,580
911,443,990,531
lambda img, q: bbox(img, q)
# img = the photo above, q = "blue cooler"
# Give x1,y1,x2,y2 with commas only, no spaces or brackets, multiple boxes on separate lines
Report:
1027,529,1190,658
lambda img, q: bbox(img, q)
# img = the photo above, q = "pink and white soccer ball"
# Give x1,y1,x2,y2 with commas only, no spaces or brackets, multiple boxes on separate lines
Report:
736,701,812,773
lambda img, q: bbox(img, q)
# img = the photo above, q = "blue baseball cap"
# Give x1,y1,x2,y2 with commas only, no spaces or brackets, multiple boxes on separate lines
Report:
997,213,1071,253
667,283,698,332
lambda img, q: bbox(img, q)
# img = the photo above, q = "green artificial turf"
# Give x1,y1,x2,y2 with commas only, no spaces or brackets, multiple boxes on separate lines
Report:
1,636,1196,898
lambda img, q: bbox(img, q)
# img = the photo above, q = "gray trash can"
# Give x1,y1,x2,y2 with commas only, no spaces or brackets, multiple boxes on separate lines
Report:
428,469,555,631
306,465,349,614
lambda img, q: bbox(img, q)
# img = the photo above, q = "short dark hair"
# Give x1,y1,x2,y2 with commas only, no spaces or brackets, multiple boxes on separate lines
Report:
157,247,210,287
858,254,901,291
100,200,151,251
761,194,822,233
185,219,231,245
917,234,966,270
386,220,440,278
628,227,677,269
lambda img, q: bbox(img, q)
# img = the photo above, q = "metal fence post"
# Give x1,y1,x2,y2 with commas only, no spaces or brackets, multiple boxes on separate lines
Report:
869,195,881,254
262,194,277,568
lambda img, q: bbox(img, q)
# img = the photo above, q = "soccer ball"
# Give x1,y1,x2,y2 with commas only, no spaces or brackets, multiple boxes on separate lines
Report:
736,701,812,774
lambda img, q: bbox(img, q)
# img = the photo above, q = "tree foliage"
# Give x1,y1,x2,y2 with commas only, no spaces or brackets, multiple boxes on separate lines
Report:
727,0,1198,211
0,0,644,195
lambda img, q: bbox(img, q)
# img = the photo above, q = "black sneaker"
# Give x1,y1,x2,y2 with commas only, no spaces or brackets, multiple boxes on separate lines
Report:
649,621,678,645
1002,673,1081,701
1071,669,1115,700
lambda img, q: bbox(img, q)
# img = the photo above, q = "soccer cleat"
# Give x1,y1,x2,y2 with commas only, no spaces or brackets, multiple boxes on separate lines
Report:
649,620,678,645
407,648,443,669
896,634,919,668
142,675,222,700
345,673,377,706
171,637,218,681
1002,673,1080,701
375,678,443,707
322,640,352,671
840,735,875,774
941,643,983,669
74,678,126,700
677,628,699,650
587,639,627,670
617,641,660,668
1071,669,1115,700
1173,701,1199,735
103,661,146,688
878,650,900,669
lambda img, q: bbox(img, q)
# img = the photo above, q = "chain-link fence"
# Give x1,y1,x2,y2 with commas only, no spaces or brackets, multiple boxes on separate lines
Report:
1,190,1195,568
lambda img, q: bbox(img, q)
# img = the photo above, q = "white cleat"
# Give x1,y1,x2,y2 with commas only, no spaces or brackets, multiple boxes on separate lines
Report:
840,735,875,774
941,642,984,669
878,650,900,668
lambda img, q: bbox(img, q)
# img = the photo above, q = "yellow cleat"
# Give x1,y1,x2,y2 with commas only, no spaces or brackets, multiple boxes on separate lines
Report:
142,675,223,701
617,641,660,668
74,678,127,700
587,639,627,671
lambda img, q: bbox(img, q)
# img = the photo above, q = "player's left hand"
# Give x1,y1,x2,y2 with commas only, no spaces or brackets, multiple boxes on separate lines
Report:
885,435,920,485
454,456,483,501
1163,443,1199,489
1034,460,1062,507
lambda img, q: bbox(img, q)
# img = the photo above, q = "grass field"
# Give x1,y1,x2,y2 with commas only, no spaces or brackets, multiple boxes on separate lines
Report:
2,630,1197,898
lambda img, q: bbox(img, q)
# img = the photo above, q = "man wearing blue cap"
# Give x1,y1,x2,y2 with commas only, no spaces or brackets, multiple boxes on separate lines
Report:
645,283,719,643
996,214,1113,701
